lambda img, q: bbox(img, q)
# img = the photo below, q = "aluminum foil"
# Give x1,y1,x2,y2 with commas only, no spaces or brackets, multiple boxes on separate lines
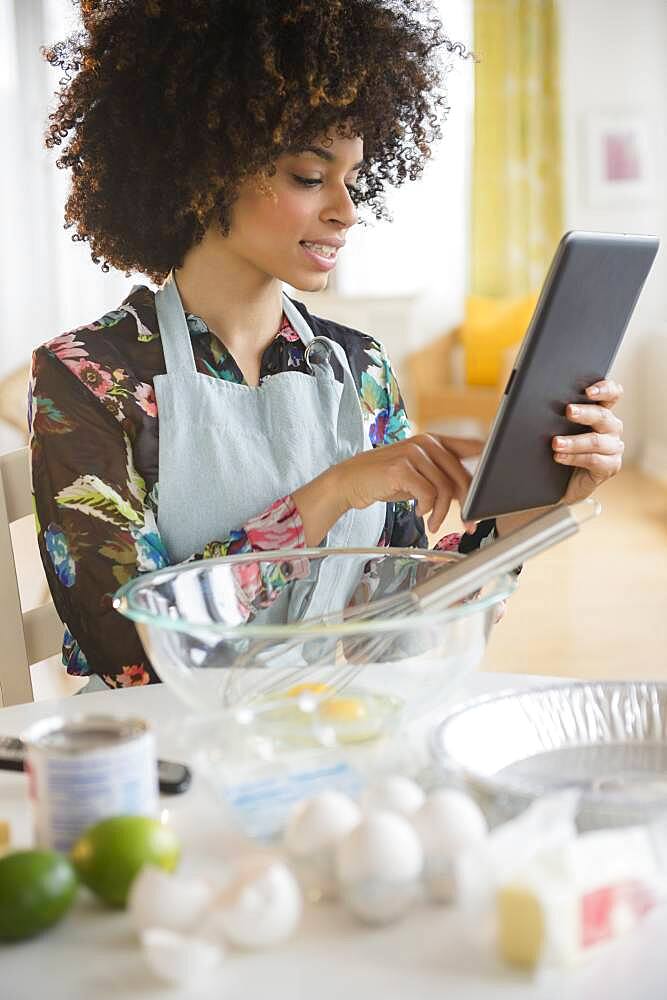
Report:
429,681,667,830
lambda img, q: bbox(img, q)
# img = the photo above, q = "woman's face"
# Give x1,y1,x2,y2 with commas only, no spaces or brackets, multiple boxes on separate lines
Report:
224,130,363,292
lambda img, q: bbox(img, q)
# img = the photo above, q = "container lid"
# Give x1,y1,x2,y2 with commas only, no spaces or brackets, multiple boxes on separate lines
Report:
22,714,151,753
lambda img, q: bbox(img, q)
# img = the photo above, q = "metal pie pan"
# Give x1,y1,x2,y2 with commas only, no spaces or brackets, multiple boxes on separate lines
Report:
430,681,667,829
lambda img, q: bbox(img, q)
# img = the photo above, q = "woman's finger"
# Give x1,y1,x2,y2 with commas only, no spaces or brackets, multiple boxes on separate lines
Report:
431,434,486,458
566,403,623,434
414,435,473,502
585,379,624,407
493,599,507,624
416,461,455,531
554,451,623,475
404,449,456,530
553,432,624,456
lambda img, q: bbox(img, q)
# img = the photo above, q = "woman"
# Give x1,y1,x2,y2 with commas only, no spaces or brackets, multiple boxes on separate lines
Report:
30,0,624,689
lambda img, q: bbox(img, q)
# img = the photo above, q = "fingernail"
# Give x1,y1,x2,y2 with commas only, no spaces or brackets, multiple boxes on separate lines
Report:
570,405,580,416
555,437,567,447
589,386,600,396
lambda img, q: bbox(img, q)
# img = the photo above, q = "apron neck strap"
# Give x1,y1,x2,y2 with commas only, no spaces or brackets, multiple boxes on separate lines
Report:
155,270,198,374
281,293,314,346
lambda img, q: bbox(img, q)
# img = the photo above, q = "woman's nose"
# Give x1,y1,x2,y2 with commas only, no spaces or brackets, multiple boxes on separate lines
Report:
323,187,357,229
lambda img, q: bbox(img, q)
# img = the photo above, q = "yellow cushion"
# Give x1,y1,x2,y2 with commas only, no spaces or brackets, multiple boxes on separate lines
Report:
460,292,539,386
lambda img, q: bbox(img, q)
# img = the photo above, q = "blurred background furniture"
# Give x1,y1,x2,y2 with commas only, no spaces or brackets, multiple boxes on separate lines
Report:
0,446,84,706
0,362,30,450
404,292,538,434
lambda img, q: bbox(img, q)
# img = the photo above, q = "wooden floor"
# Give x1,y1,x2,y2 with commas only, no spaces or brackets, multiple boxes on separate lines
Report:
426,465,667,681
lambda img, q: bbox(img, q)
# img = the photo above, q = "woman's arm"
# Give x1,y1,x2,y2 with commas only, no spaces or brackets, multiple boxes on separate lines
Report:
29,347,310,687
373,340,496,553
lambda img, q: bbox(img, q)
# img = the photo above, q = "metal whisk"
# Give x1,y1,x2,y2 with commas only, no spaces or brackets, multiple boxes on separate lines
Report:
221,500,600,707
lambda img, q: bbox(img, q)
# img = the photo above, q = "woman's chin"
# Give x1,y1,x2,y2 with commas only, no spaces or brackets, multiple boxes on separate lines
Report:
285,270,331,294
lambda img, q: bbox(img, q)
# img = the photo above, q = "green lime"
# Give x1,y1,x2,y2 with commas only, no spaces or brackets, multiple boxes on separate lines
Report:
0,850,78,941
70,815,181,908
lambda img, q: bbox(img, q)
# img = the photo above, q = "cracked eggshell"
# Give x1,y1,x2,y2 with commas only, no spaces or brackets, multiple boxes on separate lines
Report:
128,865,216,935
360,775,425,818
283,791,362,900
412,789,488,903
141,927,224,986
213,853,302,949
335,810,423,924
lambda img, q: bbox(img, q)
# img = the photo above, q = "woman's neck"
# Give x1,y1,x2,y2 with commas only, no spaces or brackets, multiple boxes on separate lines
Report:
173,227,284,358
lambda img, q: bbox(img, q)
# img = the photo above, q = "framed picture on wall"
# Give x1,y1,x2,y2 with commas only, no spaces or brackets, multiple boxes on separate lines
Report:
584,112,655,206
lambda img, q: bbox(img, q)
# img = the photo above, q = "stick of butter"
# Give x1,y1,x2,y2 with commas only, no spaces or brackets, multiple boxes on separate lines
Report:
497,883,546,968
497,825,663,969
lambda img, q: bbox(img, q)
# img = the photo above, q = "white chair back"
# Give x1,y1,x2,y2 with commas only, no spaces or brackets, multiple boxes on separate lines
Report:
0,447,64,706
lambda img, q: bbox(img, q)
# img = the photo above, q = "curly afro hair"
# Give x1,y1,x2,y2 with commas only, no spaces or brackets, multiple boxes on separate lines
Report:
42,0,475,284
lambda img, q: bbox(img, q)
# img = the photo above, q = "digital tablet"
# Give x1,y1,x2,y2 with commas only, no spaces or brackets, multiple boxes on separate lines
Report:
461,230,660,522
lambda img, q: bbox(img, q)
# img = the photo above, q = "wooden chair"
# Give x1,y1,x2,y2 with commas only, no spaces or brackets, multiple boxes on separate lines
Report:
0,363,31,441
404,325,517,432
0,446,65,706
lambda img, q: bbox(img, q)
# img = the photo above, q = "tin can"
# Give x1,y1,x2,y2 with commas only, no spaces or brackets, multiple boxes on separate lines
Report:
22,715,159,852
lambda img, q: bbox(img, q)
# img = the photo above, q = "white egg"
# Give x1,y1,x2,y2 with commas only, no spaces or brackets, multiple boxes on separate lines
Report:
360,775,425,818
128,865,216,935
212,853,302,949
141,927,224,986
412,789,488,903
335,810,423,924
284,791,362,900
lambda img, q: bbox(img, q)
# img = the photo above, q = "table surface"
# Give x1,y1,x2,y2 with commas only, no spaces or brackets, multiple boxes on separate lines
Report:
1,672,666,1000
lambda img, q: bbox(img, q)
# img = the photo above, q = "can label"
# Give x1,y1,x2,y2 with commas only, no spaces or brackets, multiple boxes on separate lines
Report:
23,716,159,853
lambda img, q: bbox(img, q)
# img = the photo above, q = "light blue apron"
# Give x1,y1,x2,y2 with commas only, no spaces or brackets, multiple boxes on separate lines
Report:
152,268,386,626
80,269,385,693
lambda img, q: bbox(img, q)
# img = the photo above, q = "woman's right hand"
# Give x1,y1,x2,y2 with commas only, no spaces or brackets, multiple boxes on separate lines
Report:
334,433,484,534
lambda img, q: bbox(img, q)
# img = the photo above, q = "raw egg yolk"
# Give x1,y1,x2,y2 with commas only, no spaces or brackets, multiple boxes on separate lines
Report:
284,682,331,698
319,697,367,722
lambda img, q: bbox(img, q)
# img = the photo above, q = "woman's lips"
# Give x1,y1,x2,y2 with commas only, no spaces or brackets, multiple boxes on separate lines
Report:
299,242,338,271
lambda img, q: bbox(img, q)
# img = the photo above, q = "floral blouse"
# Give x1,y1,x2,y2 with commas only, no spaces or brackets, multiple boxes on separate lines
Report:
28,284,495,688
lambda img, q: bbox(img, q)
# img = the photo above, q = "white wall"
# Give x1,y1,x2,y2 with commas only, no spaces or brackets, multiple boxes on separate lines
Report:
323,0,474,365
335,0,474,311
299,0,474,417
558,0,667,468
0,0,149,452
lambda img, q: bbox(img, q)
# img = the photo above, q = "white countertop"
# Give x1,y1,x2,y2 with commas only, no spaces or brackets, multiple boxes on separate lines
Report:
1,672,666,1000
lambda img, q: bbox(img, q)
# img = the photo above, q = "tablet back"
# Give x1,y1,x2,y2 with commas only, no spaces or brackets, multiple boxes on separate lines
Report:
462,231,659,521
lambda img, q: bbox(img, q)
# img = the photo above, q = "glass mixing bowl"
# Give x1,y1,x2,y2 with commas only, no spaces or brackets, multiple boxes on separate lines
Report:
114,547,516,749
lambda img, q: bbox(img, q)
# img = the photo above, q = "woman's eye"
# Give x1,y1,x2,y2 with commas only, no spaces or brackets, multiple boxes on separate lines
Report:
292,175,358,195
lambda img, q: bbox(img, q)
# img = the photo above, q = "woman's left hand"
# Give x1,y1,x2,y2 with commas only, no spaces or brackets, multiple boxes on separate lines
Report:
473,378,624,624
554,379,625,504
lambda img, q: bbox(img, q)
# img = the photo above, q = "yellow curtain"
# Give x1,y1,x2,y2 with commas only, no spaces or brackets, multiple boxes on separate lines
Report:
471,0,564,297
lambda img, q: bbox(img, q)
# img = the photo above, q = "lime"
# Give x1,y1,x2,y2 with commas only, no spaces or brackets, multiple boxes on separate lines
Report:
70,815,181,908
0,850,78,941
